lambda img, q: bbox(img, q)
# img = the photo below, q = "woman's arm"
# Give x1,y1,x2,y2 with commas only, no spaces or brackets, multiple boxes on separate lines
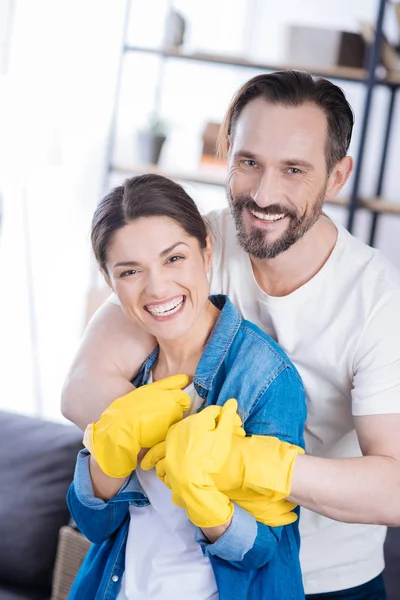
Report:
196,504,283,570
89,455,128,501
67,449,132,544
61,301,156,430
197,367,306,568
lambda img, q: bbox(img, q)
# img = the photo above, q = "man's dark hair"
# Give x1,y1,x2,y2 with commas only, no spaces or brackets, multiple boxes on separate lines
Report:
91,174,207,273
218,70,354,173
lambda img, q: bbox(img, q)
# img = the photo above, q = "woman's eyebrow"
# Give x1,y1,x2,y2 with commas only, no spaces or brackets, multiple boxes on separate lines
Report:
113,242,190,268
159,241,190,258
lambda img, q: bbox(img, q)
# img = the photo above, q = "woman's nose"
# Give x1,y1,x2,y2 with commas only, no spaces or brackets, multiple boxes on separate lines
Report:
145,269,170,298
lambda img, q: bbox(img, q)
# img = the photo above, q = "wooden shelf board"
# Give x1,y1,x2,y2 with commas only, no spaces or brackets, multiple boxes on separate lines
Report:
112,162,228,187
112,164,400,216
124,45,400,86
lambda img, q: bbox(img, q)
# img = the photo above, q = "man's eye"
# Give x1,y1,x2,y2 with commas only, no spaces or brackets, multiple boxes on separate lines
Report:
120,269,138,278
287,168,302,174
243,159,257,168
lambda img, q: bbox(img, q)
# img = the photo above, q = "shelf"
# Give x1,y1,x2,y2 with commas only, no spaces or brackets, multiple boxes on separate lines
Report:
124,45,400,87
113,162,228,187
112,163,400,216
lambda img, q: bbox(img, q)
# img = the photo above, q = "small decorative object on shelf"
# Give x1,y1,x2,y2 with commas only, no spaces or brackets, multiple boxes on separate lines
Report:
286,25,367,70
136,113,167,166
163,9,186,49
201,122,227,167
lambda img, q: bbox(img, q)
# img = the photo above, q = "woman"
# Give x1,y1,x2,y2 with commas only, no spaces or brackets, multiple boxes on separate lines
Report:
67,174,307,600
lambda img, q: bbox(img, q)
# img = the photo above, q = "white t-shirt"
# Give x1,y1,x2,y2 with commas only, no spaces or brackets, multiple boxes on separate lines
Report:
117,377,218,600
207,208,400,594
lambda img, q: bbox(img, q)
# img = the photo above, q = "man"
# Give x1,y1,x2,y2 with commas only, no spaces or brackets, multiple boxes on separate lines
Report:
62,71,400,599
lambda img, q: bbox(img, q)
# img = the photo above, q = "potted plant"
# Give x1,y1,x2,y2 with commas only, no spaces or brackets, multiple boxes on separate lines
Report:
136,113,167,166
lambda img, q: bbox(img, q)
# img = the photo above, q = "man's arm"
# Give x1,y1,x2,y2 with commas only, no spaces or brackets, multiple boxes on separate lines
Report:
289,413,400,526
289,291,400,526
61,301,156,430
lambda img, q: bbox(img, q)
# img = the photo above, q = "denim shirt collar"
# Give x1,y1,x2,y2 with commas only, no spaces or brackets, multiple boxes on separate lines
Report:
133,295,242,397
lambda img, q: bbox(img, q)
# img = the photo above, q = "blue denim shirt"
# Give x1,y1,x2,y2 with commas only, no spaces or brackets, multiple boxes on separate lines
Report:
67,295,307,600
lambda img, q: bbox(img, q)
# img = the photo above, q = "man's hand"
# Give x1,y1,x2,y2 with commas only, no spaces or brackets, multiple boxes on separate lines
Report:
143,423,303,527
83,374,190,478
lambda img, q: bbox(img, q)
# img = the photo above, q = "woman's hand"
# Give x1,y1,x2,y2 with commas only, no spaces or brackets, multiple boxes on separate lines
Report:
142,399,245,528
143,413,304,527
83,374,191,478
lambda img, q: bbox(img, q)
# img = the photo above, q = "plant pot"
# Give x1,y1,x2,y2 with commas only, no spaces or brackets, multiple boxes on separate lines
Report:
136,131,166,166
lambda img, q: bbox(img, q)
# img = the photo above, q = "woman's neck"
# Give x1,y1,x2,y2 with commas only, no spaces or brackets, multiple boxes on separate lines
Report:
152,300,221,381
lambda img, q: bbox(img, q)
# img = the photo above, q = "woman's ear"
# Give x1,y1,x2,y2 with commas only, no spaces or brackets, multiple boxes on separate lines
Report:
101,267,113,291
203,235,213,273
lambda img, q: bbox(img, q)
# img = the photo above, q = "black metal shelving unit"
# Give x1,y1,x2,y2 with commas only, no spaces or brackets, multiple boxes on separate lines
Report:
106,0,400,247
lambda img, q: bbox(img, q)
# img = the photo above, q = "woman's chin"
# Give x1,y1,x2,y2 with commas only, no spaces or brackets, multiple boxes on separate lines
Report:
144,315,189,342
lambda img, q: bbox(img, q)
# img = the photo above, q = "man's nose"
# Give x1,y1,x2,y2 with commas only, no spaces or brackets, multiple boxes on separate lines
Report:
252,171,280,208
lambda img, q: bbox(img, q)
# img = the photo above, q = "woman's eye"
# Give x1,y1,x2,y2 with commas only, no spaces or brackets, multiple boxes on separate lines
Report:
167,255,184,264
120,269,138,278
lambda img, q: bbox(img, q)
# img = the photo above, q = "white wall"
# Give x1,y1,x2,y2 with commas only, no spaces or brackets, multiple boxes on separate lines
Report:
0,0,399,420
0,0,127,418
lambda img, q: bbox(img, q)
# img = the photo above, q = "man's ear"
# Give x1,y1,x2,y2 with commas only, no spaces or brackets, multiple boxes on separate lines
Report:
203,235,213,273
326,155,354,200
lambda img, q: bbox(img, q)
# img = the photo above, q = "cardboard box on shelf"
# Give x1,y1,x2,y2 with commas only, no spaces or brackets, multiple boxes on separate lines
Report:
286,25,367,69
201,122,227,168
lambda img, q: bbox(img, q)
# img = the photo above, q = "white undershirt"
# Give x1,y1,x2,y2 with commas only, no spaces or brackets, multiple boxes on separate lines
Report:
117,377,218,600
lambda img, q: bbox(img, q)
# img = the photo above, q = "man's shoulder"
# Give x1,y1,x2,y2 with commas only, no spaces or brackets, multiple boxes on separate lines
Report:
339,225,400,294
342,228,400,291
205,207,236,248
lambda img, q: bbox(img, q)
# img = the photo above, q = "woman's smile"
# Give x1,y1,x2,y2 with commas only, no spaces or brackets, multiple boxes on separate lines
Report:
144,295,186,321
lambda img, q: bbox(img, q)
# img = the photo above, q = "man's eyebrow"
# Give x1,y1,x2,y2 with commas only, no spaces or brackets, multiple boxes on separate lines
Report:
281,158,314,170
113,242,189,268
233,152,314,170
233,150,259,161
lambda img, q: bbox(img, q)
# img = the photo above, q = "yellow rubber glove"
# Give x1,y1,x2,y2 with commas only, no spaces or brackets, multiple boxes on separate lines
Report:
142,399,245,528
227,489,298,527
211,434,305,497
83,374,190,478
143,431,303,527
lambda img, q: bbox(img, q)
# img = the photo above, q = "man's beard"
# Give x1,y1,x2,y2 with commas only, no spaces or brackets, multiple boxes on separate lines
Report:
227,188,326,260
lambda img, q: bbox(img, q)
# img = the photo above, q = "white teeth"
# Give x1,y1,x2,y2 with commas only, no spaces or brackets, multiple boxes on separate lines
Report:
146,296,184,316
250,209,286,221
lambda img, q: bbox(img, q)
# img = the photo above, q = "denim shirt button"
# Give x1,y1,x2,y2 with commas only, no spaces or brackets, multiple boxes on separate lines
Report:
111,575,119,583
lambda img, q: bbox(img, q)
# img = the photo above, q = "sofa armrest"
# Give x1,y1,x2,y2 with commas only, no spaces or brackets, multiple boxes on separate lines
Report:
51,526,91,600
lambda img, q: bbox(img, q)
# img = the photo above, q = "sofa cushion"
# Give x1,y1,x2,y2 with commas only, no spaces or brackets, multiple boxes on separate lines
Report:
384,527,400,600
0,582,50,600
0,411,82,588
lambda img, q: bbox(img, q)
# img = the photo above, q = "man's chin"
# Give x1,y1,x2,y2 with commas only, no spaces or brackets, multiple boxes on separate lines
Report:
239,228,300,260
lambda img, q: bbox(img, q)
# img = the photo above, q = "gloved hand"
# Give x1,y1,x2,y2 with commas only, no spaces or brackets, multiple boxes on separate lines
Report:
142,398,245,528
83,374,190,478
143,427,303,527
227,489,298,526
210,434,305,497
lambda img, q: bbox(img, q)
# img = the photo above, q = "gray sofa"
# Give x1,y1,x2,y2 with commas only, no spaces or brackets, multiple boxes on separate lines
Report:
0,411,82,600
384,528,400,599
